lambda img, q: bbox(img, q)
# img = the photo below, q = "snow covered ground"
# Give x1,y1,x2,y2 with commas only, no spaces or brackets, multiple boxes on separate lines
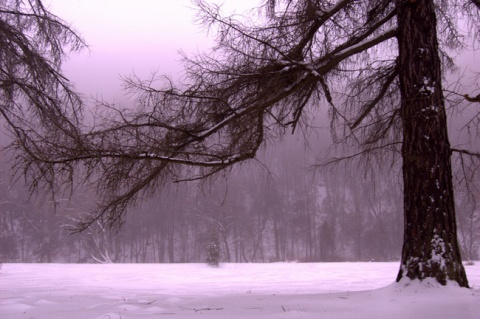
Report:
1,262,479,319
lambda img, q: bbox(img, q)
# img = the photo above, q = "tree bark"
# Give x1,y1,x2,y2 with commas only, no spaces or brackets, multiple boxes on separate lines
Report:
396,0,468,287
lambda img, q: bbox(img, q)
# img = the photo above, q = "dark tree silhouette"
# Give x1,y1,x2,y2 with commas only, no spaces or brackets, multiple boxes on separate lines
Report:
15,0,479,287
394,0,467,286
205,228,221,267
0,0,85,191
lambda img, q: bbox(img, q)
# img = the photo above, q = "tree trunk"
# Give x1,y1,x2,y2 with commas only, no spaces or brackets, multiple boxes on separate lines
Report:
396,0,468,287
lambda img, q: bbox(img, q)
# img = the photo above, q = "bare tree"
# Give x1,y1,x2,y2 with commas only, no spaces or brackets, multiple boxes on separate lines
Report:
15,0,480,286
0,0,85,190
76,220,115,264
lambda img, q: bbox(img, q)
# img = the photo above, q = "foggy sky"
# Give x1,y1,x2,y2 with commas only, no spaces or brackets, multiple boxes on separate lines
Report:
47,0,260,100
47,0,478,147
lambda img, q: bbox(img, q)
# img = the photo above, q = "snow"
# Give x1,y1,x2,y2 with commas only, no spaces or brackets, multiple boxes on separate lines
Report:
420,77,436,95
1,262,480,319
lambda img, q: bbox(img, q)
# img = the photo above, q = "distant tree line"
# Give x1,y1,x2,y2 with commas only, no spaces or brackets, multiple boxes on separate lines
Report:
1,133,478,264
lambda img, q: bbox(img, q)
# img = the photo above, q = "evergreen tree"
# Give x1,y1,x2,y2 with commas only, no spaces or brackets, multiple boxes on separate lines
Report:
205,229,221,267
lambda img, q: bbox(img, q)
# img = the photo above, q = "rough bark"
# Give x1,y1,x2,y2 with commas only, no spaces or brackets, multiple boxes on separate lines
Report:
396,0,468,287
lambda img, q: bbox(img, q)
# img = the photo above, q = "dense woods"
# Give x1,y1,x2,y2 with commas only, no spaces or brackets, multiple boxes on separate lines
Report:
1,131,478,264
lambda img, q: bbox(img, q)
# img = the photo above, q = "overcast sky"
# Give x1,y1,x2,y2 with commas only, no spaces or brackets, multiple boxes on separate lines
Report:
46,1,477,108
47,0,260,100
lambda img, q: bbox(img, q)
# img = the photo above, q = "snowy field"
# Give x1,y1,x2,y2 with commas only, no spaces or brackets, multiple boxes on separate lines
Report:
1,262,480,319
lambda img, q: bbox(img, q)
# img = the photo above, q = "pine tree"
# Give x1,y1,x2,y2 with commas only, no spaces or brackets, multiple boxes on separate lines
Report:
205,229,221,267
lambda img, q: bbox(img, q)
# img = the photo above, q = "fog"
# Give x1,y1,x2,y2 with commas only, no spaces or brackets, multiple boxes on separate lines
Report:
0,1,479,264
49,0,259,100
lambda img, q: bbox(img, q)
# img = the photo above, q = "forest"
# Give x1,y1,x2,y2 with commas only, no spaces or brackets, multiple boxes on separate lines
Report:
1,121,478,264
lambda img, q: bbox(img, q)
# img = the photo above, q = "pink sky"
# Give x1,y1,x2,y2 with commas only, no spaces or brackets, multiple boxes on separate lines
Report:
47,0,477,103
47,0,259,100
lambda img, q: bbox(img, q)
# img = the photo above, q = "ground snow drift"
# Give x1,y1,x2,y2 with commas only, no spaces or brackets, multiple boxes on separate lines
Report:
1,262,479,318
